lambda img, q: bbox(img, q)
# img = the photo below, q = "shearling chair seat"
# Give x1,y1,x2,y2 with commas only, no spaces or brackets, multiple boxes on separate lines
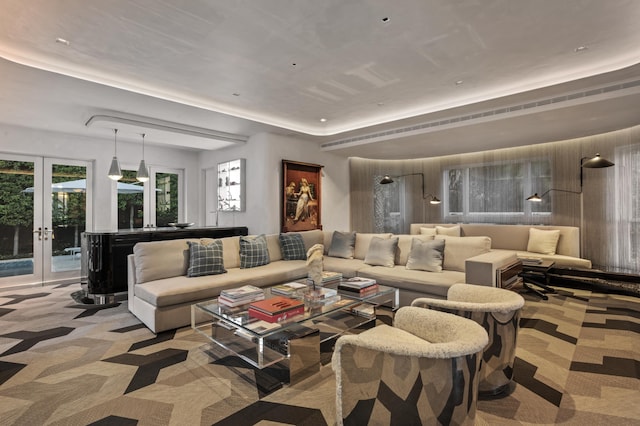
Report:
332,306,488,426
412,283,525,396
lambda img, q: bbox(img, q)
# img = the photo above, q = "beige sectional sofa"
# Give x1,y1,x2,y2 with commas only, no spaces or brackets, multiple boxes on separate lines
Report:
127,230,516,333
410,223,591,269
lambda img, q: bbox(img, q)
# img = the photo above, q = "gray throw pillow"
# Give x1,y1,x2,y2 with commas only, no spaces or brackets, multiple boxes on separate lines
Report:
279,233,307,260
187,240,226,277
364,236,399,267
406,238,445,272
328,231,356,259
240,234,270,268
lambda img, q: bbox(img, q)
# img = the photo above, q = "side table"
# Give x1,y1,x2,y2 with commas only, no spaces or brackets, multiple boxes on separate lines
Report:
520,260,556,300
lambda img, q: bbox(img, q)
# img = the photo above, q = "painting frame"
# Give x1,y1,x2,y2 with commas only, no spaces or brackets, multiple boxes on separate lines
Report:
281,160,323,233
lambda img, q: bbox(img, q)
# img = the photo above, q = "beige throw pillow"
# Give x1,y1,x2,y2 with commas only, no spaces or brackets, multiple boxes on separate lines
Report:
527,228,561,255
436,225,461,237
420,227,437,236
436,235,491,272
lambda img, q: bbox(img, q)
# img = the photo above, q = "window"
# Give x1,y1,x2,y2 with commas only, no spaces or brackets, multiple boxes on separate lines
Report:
444,159,551,222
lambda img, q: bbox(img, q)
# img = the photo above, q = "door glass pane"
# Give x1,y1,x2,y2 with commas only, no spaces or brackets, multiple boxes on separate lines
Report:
0,160,35,277
156,172,179,227
50,164,86,272
118,170,144,229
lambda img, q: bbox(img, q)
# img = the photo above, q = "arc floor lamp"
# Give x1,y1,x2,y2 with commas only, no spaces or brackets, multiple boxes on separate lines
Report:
379,173,441,204
527,153,614,256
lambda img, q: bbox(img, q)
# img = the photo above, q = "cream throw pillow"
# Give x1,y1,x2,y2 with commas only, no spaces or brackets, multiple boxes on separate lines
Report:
420,227,437,236
527,228,561,255
436,235,491,272
436,225,461,237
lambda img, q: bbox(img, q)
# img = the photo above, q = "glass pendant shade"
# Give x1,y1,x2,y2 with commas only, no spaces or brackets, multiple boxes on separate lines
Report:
108,129,122,181
136,133,149,182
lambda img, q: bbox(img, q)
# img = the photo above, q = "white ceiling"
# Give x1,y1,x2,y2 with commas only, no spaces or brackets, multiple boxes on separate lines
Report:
1,0,639,158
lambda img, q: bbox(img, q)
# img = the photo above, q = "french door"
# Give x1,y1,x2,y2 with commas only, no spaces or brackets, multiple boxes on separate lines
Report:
0,154,92,289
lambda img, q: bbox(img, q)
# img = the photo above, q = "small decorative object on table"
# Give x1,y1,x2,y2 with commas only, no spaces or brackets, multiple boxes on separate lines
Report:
305,243,326,300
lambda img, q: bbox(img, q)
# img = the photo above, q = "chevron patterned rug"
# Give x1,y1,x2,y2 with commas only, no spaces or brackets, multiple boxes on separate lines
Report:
0,283,638,425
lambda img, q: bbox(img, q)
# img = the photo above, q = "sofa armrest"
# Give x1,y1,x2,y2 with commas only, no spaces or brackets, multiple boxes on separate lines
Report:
127,254,137,312
465,250,518,287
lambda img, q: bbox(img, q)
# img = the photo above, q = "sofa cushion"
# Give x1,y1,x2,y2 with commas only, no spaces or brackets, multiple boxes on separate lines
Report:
354,233,392,260
406,238,445,272
298,229,325,251
436,235,491,272
187,240,226,277
328,231,356,259
265,234,283,262
279,233,307,260
133,239,196,284
364,236,399,268
527,228,561,255
240,234,270,268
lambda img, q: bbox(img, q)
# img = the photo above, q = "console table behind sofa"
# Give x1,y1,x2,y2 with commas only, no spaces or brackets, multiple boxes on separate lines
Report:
409,223,591,269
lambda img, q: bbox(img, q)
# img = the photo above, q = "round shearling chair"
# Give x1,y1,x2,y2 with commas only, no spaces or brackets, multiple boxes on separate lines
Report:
332,306,488,426
412,283,525,396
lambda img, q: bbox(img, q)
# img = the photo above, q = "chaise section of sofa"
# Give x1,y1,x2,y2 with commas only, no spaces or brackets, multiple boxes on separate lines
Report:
410,223,592,269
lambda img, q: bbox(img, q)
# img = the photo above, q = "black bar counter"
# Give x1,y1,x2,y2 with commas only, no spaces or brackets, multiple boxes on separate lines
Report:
82,226,248,298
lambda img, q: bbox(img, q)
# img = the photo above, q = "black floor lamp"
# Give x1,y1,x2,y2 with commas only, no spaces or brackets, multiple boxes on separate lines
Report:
379,173,441,204
527,153,614,256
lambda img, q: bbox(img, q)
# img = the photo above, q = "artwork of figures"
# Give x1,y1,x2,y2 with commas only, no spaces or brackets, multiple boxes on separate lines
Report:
282,160,323,232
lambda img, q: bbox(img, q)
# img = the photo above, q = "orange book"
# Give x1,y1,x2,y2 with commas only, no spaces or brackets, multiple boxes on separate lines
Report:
249,296,304,315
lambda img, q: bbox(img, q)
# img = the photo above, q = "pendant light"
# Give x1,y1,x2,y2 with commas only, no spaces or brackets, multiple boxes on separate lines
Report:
136,133,149,182
107,129,122,181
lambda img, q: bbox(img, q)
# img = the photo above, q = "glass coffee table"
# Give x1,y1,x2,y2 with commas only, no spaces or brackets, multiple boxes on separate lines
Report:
191,281,398,384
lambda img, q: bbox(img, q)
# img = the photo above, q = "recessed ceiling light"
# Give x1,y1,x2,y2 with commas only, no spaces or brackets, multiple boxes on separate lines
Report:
575,46,588,52
55,37,70,46
455,80,464,86
320,118,327,123
232,93,240,97
377,102,385,106
381,17,390,23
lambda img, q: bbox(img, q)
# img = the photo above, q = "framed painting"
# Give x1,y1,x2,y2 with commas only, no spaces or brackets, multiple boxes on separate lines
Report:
281,160,323,233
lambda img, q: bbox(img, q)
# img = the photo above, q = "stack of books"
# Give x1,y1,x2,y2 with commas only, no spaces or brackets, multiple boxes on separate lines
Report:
218,285,265,307
338,277,379,296
271,281,308,296
318,271,343,285
248,296,305,323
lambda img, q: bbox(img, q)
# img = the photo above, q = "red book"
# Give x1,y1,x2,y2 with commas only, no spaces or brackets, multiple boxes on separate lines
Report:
248,305,305,323
249,296,304,315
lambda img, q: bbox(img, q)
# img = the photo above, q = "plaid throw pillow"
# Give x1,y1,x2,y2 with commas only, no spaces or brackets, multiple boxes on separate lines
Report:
279,233,307,260
187,240,226,277
239,234,270,268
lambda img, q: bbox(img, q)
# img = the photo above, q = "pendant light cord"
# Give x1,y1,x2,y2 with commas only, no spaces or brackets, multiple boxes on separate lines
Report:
114,128,118,155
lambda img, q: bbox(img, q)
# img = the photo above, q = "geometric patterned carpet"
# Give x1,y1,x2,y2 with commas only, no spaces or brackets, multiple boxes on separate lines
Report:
0,283,638,425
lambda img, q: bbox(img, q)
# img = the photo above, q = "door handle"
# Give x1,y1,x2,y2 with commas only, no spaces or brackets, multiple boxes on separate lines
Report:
43,227,54,240
33,227,42,240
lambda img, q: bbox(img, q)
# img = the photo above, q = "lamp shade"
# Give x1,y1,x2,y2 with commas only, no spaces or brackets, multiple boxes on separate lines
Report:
582,153,614,168
429,196,441,205
526,193,542,202
108,156,122,181
136,159,149,182
379,175,394,184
